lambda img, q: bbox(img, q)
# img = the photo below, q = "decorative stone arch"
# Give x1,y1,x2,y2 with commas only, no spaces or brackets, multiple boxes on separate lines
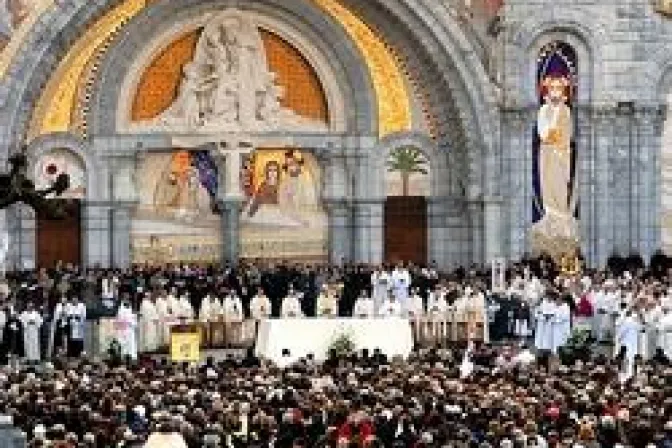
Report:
371,131,442,200
510,10,606,105
89,0,376,137
114,11,349,135
342,0,500,194
26,132,100,201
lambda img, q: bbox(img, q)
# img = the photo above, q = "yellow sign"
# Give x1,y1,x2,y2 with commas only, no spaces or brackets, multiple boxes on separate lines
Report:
170,331,200,362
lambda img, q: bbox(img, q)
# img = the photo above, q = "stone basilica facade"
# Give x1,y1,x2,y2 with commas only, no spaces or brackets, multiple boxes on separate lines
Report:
1,0,672,270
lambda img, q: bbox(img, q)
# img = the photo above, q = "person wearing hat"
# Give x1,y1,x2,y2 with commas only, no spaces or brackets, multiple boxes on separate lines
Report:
250,288,272,320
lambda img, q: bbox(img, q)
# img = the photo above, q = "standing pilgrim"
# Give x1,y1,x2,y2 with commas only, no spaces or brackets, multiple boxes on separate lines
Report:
176,293,195,322
19,302,43,363
250,288,271,320
65,296,86,357
391,264,411,313
139,293,160,353
371,267,390,315
116,299,138,360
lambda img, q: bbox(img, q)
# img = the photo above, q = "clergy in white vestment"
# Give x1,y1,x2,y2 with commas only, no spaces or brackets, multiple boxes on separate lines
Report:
353,291,375,318
223,291,244,321
534,296,556,352
19,303,42,362
48,295,69,358
176,294,194,322
378,294,402,318
250,289,271,320
371,268,391,314
281,288,304,318
154,294,171,347
65,297,87,357
615,310,642,381
642,301,662,360
551,297,572,354
139,294,160,353
657,305,672,359
426,286,448,317
116,300,138,360
391,264,411,311
198,294,216,323
407,288,425,319
316,285,338,317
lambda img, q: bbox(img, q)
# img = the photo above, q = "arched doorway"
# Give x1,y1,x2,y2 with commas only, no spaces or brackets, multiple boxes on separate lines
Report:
33,148,86,268
384,145,430,264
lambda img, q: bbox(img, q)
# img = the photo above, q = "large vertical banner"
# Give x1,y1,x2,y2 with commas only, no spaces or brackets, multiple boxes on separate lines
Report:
530,41,579,259
132,150,221,264
239,149,327,261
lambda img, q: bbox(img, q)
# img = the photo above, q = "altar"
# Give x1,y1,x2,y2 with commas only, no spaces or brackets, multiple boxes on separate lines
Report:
254,318,414,367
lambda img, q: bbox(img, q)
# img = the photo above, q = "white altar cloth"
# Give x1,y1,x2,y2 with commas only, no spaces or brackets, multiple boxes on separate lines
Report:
255,318,414,367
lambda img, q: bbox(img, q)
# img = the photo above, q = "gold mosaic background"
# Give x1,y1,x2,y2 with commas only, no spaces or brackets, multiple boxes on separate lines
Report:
131,28,329,123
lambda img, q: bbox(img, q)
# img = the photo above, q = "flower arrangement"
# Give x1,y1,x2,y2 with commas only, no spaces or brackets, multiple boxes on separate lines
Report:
107,338,123,364
558,328,593,365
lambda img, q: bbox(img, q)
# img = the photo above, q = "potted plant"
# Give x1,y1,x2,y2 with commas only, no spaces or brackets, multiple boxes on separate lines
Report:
558,328,592,365
328,332,356,359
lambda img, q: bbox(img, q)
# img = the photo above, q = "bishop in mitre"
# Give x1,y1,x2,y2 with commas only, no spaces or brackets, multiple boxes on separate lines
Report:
19,302,42,363
116,299,138,360
407,288,425,319
379,294,402,318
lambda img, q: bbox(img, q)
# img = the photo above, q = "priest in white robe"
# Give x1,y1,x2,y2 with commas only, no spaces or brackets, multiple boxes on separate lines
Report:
642,301,662,360
223,291,244,321
65,297,87,357
378,295,402,318
176,294,194,322
615,310,642,381
534,296,556,352
19,303,42,363
154,294,171,348
657,305,672,360
116,300,138,360
139,294,160,353
426,286,448,317
391,264,411,312
552,297,572,354
250,289,271,320
48,295,69,358
407,288,425,319
371,267,391,314
281,288,303,318
316,286,338,317
353,291,375,318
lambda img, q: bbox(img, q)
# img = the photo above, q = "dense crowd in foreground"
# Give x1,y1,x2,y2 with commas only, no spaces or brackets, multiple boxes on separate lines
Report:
0,253,672,446
0,344,670,448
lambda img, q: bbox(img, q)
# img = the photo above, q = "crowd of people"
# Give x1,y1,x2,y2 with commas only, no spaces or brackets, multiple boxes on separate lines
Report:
0,253,671,446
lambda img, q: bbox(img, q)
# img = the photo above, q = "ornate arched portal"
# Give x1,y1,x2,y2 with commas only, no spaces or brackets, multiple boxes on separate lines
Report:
0,0,498,269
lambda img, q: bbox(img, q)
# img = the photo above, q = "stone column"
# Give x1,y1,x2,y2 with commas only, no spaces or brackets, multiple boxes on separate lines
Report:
591,106,614,267
635,105,665,261
220,199,243,265
320,149,352,264
211,145,248,266
5,204,35,270
325,200,351,264
81,202,111,268
612,105,633,255
111,204,133,268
